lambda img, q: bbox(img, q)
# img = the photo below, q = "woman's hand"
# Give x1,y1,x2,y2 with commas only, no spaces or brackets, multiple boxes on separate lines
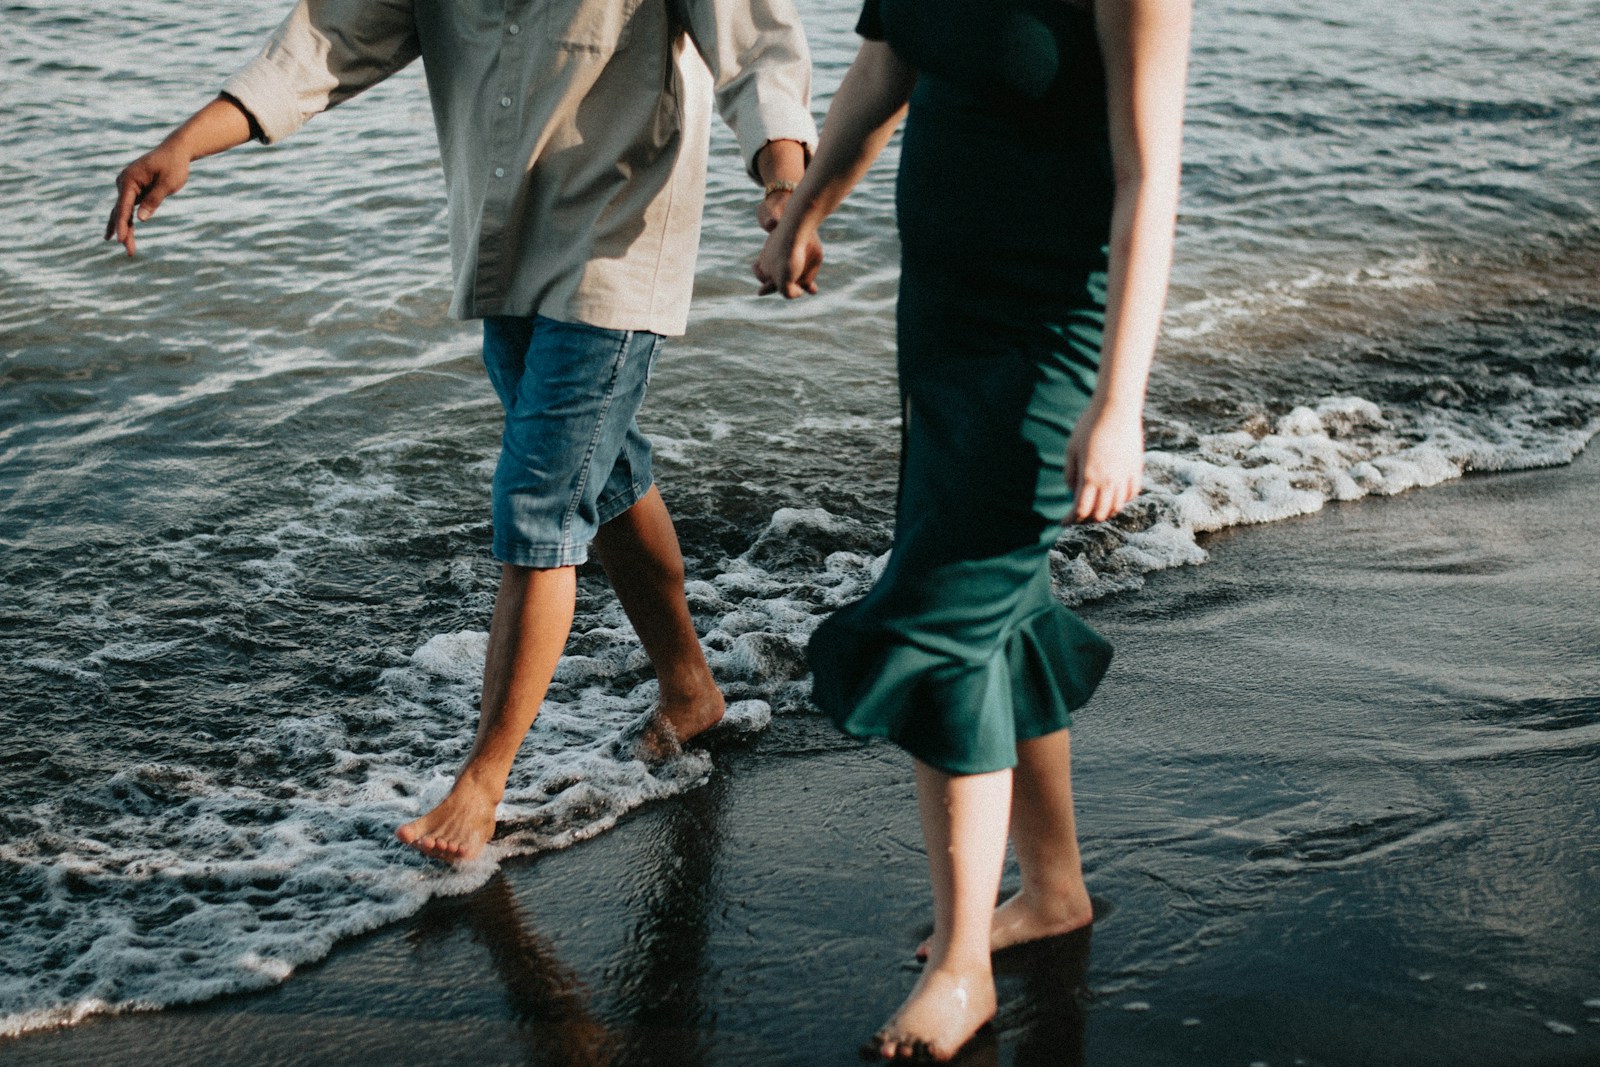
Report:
754,222,823,298
1064,399,1145,523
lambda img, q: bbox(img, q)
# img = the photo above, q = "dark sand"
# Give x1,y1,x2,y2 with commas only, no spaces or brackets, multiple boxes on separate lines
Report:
10,447,1600,1067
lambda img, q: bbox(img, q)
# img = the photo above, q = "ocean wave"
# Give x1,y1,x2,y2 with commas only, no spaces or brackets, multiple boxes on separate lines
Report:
5,380,1596,1037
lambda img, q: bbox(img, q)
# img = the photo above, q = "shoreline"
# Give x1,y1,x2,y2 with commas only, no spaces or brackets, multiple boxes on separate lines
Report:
9,446,1600,1066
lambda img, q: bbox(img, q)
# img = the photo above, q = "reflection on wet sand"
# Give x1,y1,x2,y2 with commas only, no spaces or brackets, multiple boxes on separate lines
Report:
1000,927,1092,1067
408,807,1092,1065
410,876,615,1066
405,772,728,1066
604,773,725,1067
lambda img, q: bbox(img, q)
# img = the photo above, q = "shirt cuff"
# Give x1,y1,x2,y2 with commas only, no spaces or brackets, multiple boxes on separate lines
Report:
734,100,819,182
220,57,307,145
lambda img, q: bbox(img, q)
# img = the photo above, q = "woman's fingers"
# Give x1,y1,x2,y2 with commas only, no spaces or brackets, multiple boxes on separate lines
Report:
798,239,823,294
1071,483,1099,524
753,245,819,298
106,155,186,256
1070,470,1144,524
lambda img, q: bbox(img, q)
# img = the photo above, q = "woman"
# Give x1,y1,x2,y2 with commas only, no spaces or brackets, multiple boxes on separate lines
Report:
756,0,1188,1059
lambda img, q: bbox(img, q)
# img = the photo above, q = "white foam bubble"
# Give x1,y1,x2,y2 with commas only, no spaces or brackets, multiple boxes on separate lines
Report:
0,601,792,1036
22,657,102,682
1041,392,1599,604
405,630,489,684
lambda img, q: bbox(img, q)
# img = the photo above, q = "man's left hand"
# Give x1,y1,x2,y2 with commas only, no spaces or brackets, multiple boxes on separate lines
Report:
757,187,793,232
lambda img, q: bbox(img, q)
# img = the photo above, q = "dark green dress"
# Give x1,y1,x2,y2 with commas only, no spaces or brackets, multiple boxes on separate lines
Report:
806,0,1116,775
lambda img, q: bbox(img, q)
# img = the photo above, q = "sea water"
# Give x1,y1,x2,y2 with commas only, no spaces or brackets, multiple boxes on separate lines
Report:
2,0,1598,1037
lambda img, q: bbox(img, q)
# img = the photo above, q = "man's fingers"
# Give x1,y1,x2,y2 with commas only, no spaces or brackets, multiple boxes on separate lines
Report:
138,169,187,220
108,174,140,248
753,259,777,296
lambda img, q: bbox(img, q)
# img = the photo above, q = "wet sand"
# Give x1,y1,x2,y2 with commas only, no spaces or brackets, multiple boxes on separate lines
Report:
9,447,1599,1067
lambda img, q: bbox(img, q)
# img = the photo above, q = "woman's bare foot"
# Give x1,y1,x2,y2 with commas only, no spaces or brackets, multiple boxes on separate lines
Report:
915,888,1094,961
395,772,502,862
864,966,997,1062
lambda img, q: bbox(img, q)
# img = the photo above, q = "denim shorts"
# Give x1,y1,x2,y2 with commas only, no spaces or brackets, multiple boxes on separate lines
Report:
482,315,660,569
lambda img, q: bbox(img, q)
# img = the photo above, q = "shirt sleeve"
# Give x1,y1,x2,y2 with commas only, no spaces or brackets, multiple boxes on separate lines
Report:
220,0,421,145
856,0,885,41
680,0,820,181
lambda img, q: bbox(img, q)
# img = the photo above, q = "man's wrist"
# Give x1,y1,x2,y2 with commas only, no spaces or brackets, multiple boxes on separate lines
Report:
756,138,808,185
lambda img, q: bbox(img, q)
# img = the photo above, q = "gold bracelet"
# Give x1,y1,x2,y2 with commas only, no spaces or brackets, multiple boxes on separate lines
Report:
762,179,798,197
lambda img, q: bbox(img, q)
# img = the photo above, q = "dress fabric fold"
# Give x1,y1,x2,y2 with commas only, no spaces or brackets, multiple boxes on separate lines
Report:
807,0,1119,775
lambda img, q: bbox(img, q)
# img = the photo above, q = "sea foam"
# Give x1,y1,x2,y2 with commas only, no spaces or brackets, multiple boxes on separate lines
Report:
2,389,1595,1038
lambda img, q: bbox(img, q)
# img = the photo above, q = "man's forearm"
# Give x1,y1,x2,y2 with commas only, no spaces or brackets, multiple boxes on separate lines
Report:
755,138,808,188
163,96,256,161
105,95,256,255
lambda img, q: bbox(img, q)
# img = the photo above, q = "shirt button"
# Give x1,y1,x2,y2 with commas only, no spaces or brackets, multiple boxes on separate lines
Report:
507,22,520,34
499,96,512,108
493,167,506,179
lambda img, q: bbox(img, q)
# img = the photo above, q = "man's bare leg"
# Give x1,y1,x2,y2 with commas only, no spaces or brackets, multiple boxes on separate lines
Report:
591,485,725,746
870,760,1007,1061
396,563,576,862
916,729,1093,959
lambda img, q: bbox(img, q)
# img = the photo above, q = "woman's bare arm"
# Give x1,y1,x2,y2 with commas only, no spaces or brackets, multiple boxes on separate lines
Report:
1066,0,1191,523
754,40,916,298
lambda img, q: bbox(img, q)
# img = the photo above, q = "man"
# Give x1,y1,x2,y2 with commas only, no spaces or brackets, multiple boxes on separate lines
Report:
106,0,817,862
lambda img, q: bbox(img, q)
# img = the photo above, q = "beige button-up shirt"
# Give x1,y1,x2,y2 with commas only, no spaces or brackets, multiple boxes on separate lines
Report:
222,0,816,335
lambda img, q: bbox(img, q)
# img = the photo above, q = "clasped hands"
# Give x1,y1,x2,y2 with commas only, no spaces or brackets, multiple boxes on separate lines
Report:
753,212,823,299
749,137,820,298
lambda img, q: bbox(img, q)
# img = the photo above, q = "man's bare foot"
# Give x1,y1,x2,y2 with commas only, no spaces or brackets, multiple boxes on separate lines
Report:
632,686,726,761
915,888,1093,961
658,685,725,743
863,966,997,1063
395,772,502,862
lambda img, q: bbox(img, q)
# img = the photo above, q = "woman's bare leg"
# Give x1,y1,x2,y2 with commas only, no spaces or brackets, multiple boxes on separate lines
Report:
992,728,1094,948
871,759,1008,1061
915,729,1092,960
